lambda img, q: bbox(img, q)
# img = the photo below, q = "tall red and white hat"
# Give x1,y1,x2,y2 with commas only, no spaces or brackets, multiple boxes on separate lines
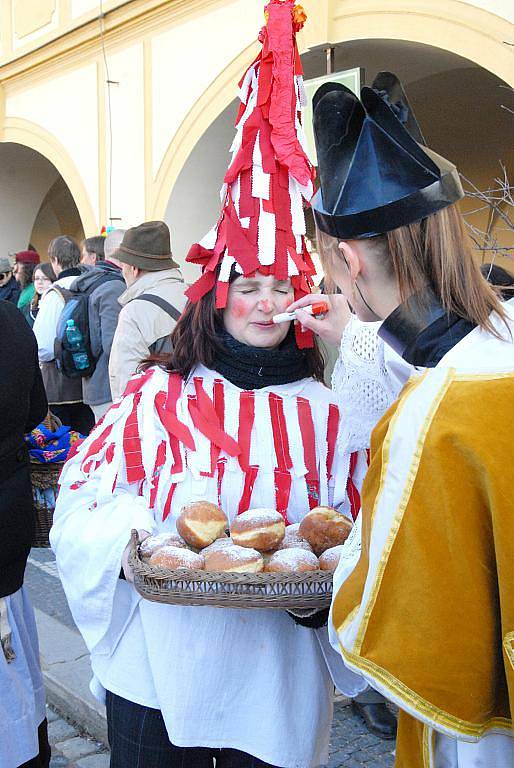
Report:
185,0,316,347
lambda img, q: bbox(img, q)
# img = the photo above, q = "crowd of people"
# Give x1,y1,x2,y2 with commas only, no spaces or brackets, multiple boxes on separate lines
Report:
1,2,513,767
0,223,187,436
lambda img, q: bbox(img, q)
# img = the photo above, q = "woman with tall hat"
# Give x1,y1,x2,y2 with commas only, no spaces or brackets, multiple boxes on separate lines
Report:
289,76,514,766
51,4,360,767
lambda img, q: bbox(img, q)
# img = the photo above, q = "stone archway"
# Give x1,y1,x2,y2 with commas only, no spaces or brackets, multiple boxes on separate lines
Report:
155,0,513,274
0,142,84,260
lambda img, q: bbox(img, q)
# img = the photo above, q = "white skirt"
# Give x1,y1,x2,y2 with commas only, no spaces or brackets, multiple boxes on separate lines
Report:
0,587,46,768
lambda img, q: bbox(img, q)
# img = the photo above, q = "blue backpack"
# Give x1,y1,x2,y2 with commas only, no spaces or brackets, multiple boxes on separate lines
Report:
53,273,122,379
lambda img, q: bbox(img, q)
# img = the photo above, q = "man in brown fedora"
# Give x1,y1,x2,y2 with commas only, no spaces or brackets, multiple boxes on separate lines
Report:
108,221,186,400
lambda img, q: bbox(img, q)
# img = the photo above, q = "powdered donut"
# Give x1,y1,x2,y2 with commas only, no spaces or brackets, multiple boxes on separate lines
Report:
149,545,205,570
176,501,228,549
298,507,352,555
279,524,313,552
200,536,233,556
319,545,344,571
264,548,319,573
139,532,188,559
230,509,285,551
204,545,264,574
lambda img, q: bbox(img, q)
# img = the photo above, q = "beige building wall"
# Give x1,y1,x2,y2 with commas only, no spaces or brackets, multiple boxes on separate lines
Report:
0,0,512,268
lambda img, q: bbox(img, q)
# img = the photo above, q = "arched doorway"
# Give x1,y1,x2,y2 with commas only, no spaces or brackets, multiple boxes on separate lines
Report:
162,37,513,277
301,39,513,267
0,143,84,260
163,100,238,283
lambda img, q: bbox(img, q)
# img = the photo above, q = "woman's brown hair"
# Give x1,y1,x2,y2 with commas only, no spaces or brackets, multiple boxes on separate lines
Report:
319,203,508,337
16,262,36,290
31,262,57,312
142,273,326,382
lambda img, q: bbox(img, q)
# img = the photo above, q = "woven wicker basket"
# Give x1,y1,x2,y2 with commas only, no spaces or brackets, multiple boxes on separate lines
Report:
30,461,63,547
129,531,333,610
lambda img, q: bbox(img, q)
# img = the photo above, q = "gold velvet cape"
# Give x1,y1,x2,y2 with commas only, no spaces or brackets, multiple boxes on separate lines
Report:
332,312,514,765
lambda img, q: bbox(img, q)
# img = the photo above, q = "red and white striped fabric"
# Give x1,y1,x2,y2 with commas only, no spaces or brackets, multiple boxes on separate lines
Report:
185,1,316,348
61,366,361,529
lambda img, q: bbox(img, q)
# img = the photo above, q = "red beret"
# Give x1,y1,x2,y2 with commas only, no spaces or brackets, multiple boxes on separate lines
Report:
15,250,40,265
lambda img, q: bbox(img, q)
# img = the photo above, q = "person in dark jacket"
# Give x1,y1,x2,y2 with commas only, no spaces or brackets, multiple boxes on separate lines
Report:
80,235,105,267
0,257,21,305
0,300,51,768
71,229,126,421
33,236,94,435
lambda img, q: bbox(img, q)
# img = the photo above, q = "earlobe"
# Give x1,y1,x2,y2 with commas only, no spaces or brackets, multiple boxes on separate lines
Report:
339,241,361,281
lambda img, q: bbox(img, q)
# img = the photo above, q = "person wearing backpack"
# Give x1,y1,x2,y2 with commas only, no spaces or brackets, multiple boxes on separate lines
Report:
70,229,126,422
33,236,94,435
108,221,186,400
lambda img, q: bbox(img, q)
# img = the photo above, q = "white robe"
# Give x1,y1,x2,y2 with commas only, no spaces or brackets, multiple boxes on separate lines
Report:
329,310,514,767
0,587,46,768
51,366,358,768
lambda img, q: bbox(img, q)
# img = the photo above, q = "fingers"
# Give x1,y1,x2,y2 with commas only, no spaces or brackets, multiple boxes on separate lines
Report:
295,308,331,337
287,293,324,312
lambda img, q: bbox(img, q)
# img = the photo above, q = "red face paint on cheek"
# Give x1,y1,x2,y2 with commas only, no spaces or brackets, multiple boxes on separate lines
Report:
230,297,251,319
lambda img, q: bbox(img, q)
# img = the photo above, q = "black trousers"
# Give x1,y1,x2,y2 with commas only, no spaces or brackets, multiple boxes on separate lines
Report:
106,691,281,768
50,403,95,436
19,719,51,768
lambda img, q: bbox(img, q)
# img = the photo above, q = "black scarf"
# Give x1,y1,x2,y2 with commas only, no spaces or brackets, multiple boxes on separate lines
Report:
213,328,310,389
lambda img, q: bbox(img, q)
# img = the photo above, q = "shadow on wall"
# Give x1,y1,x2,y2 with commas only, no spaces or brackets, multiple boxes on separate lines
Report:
0,142,84,261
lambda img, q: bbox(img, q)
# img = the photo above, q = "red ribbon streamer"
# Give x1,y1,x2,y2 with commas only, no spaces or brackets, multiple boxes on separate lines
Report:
269,392,292,518
188,379,241,458
162,482,177,522
209,380,225,476
217,458,227,508
149,440,167,510
123,392,145,484
80,424,113,471
297,396,320,509
238,465,259,515
326,404,339,480
346,452,362,522
238,391,255,471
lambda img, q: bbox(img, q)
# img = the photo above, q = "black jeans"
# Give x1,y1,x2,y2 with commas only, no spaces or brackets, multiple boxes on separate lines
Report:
51,403,95,436
19,719,51,768
106,691,280,768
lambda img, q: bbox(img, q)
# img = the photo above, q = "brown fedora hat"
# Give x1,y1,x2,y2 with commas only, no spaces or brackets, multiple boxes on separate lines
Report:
114,221,179,271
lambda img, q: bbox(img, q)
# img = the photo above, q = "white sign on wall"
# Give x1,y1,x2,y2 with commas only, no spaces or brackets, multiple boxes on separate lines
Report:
302,67,362,165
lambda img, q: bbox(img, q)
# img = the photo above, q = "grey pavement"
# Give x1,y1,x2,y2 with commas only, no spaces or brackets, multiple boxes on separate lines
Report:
28,547,395,767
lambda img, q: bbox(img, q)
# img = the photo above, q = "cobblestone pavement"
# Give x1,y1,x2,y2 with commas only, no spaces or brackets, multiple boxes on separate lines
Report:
30,549,395,767
47,706,109,768
47,702,394,768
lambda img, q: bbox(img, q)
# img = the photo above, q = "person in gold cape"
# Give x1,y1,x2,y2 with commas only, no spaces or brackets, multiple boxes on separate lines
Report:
288,75,514,766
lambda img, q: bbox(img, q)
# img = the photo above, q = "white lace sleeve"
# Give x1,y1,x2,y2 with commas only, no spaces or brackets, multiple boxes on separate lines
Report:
331,315,414,452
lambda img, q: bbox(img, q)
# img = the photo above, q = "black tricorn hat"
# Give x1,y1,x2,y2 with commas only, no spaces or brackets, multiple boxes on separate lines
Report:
311,72,464,240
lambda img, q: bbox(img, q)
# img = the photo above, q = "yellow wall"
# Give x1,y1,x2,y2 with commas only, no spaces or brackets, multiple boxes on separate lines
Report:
0,0,512,266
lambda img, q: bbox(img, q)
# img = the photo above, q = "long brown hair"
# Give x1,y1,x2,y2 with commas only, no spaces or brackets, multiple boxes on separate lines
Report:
142,274,326,382
319,204,508,337
31,262,57,312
